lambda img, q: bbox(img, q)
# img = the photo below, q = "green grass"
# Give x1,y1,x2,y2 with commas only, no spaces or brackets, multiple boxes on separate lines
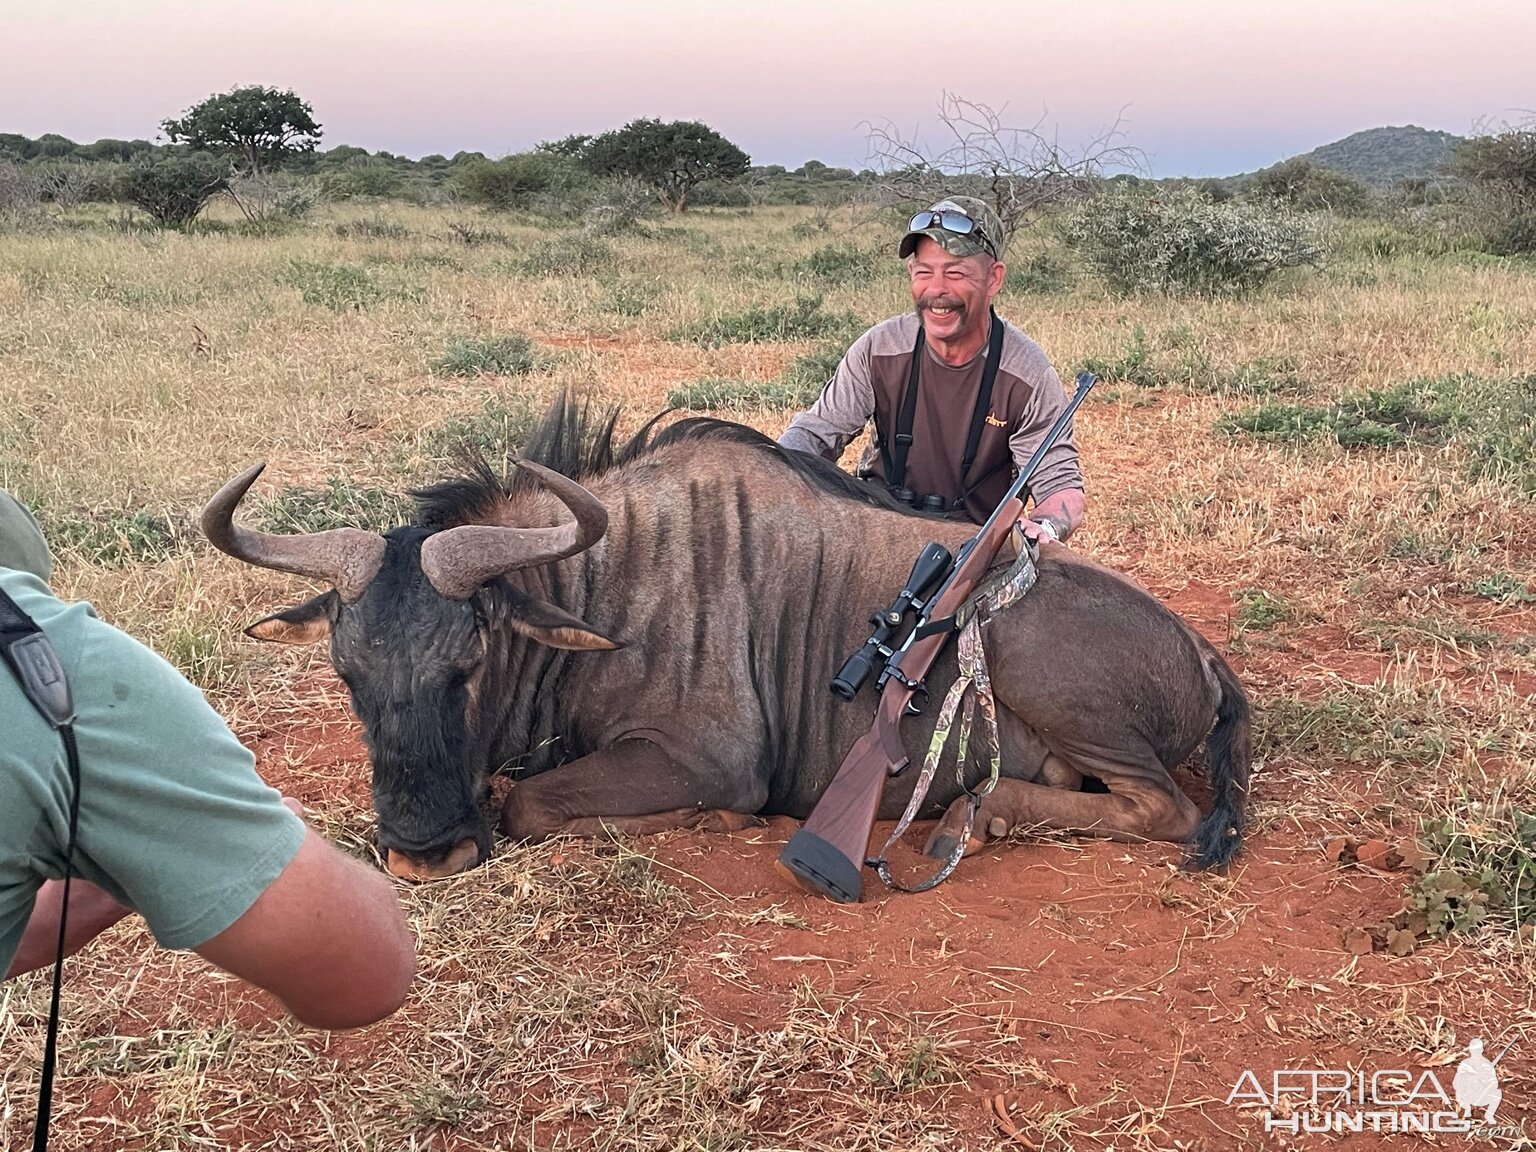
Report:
278,257,423,310
666,376,822,411
670,293,864,347
430,333,544,378
256,477,414,535
1463,572,1536,604
418,394,542,464
38,506,186,567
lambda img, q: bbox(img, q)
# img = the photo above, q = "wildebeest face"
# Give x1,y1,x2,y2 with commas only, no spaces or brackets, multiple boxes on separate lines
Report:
201,458,617,880
260,533,495,879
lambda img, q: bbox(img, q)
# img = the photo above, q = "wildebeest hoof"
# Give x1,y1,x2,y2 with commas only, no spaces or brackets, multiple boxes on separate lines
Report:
924,832,960,860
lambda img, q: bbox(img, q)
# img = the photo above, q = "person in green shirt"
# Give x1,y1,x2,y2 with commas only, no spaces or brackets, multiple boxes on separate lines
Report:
1,490,414,1029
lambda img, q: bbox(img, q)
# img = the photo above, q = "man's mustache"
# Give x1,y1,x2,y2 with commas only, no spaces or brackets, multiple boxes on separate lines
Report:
918,296,965,313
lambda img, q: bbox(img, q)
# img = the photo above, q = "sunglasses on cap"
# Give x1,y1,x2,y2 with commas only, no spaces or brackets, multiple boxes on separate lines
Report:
907,208,990,244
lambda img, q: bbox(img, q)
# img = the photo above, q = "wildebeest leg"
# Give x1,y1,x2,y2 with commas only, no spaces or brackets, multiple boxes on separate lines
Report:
924,751,1199,858
501,737,766,842
548,808,766,837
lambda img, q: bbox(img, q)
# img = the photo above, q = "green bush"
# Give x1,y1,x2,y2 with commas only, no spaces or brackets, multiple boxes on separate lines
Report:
1447,123,1536,254
419,395,541,463
257,477,411,535
319,165,404,200
1243,157,1370,214
279,258,421,310
1065,186,1322,297
112,153,230,227
455,152,586,212
794,243,881,284
333,215,410,240
518,233,618,276
671,293,862,347
430,333,543,378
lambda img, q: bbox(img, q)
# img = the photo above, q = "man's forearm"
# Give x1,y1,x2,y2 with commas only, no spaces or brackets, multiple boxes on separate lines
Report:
1031,488,1086,540
5,879,132,979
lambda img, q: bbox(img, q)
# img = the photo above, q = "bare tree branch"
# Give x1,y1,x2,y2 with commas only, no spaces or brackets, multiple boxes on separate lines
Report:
861,91,1145,251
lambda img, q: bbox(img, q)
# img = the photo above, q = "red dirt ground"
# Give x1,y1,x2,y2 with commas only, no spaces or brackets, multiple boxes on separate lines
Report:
224,585,1532,1151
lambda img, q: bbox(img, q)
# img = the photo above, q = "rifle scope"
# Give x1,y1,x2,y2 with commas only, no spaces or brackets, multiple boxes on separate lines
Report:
830,542,952,701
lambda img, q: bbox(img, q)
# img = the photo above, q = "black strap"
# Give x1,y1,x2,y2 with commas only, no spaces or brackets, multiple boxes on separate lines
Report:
0,585,78,1152
884,310,1005,499
881,325,926,490
958,311,1006,487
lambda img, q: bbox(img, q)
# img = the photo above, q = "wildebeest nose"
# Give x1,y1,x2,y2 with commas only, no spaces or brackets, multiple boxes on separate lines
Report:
384,838,481,881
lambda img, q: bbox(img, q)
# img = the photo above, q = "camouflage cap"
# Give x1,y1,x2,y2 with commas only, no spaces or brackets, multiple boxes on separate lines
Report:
898,195,1005,262
0,489,52,582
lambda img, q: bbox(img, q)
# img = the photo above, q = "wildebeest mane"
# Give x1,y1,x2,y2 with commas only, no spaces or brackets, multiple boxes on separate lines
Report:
648,417,930,516
411,392,929,529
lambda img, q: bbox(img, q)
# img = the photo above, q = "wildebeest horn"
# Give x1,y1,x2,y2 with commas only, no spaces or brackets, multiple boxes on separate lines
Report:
201,462,387,603
418,458,608,600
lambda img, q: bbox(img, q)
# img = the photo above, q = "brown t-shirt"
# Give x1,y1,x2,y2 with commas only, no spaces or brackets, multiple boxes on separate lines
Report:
778,312,1083,523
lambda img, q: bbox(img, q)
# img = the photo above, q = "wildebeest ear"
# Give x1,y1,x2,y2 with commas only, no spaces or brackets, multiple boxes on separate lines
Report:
497,586,622,652
245,590,339,646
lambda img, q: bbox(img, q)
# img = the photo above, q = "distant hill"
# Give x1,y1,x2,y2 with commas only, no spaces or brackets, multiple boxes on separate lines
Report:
1271,125,1465,185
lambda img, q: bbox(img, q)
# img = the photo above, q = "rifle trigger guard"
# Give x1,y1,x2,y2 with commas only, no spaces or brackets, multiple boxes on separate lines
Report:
902,682,928,716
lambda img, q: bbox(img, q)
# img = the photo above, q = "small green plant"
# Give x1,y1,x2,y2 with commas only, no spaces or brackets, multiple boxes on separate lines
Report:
445,220,508,246
595,279,652,317
776,339,847,399
257,477,411,535
671,293,862,347
1078,326,1176,390
868,1037,954,1092
794,243,881,284
1404,808,1536,938
419,395,541,463
1234,587,1290,632
333,215,409,240
1217,377,1470,448
518,233,618,276
40,507,185,566
279,258,421,310
430,333,543,378
1462,572,1536,604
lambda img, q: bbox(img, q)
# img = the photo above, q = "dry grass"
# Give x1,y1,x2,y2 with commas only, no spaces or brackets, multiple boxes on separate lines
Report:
2,199,1534,1149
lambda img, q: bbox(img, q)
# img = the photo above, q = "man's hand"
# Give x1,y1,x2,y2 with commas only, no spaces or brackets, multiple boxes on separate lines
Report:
1020,488,1086,545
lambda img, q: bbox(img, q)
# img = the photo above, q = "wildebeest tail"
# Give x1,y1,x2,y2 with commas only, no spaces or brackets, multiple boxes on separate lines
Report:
1186,651,1251,870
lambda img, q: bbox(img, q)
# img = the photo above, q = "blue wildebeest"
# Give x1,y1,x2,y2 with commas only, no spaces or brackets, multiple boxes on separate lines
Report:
203,399,1250,880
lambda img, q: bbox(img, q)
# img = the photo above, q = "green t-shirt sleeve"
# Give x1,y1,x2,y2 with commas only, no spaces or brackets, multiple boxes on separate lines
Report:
0,490,53,582
45,599,307,951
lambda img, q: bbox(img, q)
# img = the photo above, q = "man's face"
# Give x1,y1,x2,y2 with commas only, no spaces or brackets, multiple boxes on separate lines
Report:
907,237,1006,345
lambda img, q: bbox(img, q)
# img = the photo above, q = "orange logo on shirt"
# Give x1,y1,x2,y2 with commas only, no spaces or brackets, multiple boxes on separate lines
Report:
984,412,1007,428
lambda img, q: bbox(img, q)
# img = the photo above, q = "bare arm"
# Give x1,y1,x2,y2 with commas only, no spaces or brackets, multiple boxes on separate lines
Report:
1018,487,1086,543
4,879,132,980
193,825,415,1029
777,332,875,460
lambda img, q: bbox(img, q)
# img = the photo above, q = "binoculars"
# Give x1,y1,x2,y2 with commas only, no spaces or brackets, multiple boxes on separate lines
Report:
830,541,953,701
889,488,951,514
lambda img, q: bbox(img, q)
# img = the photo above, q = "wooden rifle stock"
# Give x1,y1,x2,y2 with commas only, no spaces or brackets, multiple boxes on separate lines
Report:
777,373,1095,903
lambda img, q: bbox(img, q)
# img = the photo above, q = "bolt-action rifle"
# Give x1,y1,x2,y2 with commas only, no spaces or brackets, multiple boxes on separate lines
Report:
777,373,1096,903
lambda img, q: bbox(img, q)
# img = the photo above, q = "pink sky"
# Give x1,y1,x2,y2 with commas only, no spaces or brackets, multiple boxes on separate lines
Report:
4,0,1532,175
